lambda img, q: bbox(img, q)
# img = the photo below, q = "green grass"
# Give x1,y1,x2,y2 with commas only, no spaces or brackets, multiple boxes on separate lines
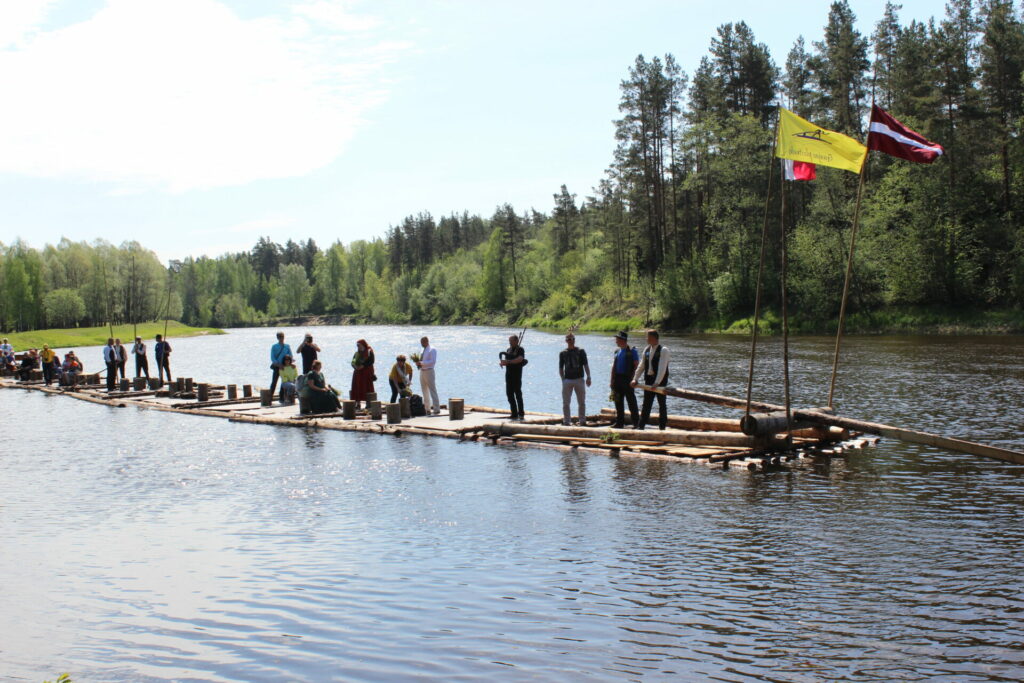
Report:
520,315,645,334
1,321,225,350
708,306,1024,336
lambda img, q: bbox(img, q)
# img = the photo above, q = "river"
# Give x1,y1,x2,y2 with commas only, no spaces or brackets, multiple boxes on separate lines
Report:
2,326,1023,681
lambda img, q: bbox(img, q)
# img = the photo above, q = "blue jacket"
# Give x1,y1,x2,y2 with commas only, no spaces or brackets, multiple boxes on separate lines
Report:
271,342,292,365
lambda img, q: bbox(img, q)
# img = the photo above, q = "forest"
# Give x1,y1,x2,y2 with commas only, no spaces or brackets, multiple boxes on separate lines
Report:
3,0,1023,334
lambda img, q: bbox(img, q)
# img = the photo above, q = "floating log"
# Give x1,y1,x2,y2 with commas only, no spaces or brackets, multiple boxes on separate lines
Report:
599,408,742,432
638,384,1024,465
449,398,465,421
481,422,764,448
740,410,815,436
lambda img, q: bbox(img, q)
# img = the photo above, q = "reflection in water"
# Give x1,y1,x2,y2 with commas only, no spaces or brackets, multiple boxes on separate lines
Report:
1,328,1023,681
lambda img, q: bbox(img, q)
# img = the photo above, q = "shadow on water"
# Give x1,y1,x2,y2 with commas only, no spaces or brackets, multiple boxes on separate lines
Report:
3,327,1024,681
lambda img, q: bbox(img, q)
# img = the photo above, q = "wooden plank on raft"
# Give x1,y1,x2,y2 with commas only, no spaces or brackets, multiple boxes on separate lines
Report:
481,421,765,448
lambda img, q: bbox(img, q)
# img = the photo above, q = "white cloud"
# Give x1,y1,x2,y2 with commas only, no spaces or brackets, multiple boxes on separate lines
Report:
0,0,409,192
0,0,57,49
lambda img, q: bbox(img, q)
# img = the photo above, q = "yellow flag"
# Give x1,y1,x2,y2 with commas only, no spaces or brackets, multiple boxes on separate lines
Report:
776,108,867,174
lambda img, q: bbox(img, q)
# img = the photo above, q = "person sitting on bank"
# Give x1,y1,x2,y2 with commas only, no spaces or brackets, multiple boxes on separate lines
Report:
500,334,527,421
610,331,639,428
388,354,413,403
631,329,670,430
132,336,150,379
350,339,375,408
279,355,298,404
296,334,320,375
559,333,591,426
306,360,341,414
40,344,57,386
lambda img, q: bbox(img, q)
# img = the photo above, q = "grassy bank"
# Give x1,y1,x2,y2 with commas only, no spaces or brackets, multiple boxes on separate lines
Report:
707,306,1024,336
1,321,225,350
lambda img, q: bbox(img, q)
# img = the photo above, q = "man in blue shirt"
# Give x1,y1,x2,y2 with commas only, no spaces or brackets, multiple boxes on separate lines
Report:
610,330,639,428
269,331,292,401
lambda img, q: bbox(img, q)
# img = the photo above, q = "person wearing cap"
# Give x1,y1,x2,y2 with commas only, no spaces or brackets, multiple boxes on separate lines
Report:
559,332,591,426
631,329,670,430
40,344,56,386
610,331,639,428
132,336,150,379
388,354,413,403
416,336,440,415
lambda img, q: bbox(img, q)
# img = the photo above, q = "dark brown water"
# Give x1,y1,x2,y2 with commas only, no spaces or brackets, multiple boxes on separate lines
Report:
2,328,1023,681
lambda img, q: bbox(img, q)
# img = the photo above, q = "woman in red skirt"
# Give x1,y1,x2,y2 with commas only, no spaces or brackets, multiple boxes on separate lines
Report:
350,339,376,408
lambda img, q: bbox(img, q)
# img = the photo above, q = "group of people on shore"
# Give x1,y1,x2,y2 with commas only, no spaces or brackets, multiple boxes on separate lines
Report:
267,333,441,415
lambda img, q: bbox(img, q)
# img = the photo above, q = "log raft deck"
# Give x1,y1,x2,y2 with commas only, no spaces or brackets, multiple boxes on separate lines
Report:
0,373,881,471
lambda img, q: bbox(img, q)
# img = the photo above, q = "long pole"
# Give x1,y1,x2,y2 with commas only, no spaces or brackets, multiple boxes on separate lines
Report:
827,166,868,408
635,384,1024,465
744,115,780,416
100,259,114,339
779,173,793,440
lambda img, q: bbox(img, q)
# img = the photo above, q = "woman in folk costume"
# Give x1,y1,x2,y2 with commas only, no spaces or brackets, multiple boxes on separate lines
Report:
350,339,376,408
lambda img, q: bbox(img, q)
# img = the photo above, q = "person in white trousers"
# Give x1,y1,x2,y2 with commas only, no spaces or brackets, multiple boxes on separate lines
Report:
416,336,440,415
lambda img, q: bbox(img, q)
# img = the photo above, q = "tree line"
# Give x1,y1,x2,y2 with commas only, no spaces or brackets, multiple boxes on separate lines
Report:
3,1,1023,334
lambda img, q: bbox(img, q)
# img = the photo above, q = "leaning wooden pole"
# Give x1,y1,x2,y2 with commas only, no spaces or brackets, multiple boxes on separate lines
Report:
636,384,1024,465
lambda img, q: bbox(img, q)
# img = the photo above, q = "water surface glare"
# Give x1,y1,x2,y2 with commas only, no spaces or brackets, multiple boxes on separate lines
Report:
2,326,1023,681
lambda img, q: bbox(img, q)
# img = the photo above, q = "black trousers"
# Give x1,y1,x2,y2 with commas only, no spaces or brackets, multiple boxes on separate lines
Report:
506,374,524,418
42,363,53,385
639,378,667,430
389,379,408,403
117,360,126,379
106,362,118,391
135,356,150,378
612,373,639,427
158,356,171,383
269,366,280,397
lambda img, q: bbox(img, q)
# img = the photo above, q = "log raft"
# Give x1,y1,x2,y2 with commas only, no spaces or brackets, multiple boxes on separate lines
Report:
0,376,920,470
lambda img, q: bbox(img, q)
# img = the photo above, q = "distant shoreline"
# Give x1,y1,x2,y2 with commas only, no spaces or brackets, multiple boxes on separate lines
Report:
2,321,225,350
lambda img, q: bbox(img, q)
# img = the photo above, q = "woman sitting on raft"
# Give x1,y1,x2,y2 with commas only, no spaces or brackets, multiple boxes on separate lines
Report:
279,355,298,404
305,360,341,414
350,339,375,408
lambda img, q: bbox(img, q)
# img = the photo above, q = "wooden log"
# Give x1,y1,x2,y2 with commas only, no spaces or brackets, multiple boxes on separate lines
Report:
449,398,465,421
197,383,210,402
298,396,311,414
184,377,193,392
242,384,252,398
132,377,146,391
369,400,382,420
740,410,814,436
227,384,237,400
638,384,1024,465
599,408,742,432
399,396,411,419
341,400,356,420
148,377,162,390
480,422,764,448
259,389,272,407
119,378,129,392
386,402,402,424
365,392,377,403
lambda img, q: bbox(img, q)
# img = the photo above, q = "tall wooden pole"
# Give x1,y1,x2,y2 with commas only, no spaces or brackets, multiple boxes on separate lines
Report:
827,166,868,408
779,175,793,440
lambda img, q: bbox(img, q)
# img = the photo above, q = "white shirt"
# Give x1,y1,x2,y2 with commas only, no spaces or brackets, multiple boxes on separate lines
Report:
103,345,121,363
132,342,146,356
420,345,437,370
633,344,669,386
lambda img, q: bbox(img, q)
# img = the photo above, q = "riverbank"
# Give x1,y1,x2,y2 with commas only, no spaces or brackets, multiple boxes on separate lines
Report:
256,305,1024,337
1,321,225,350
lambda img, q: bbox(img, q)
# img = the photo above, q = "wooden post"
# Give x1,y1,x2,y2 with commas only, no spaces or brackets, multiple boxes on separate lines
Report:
298,396,311,415
133,377,145,391
386,403,402,424
259,389,272,407
119,378,129,392
197,383,209,402
175,377,185,392
185,377,194,393
399,396,411,419
369,400,382,420
449,398,465,420
226,384,237,400
342,400,356,420
148,377,161,390
365,392,377,403
242,384,252,398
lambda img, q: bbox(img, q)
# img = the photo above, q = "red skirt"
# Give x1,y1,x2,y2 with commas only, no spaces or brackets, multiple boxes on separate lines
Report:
350,366,375,402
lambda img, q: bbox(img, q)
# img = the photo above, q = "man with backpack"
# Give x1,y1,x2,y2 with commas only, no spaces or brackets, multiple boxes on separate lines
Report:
559,333,591,426
632,329,670,430
609,331,639,429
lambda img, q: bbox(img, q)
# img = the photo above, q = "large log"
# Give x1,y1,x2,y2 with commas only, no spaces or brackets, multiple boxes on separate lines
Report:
599,408,742,432
481,421,764,448
637,384,1024,465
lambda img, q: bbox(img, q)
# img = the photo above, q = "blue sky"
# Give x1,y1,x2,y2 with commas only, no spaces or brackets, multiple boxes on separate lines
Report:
0,0,945,262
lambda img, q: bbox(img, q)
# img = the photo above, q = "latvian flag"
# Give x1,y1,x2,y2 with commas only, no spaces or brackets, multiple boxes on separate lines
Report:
867,105,944,163
782,159,816,181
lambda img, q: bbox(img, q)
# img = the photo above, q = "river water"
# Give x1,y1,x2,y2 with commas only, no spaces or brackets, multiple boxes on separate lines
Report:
2,326,1023,682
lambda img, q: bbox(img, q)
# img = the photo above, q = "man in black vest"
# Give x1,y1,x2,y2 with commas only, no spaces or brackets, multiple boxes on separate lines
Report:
500,334,527,421
631,329,670,430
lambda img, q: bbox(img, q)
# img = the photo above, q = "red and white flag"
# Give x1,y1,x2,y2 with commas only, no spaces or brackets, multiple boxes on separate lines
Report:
782,159,816,181
867,105,944,163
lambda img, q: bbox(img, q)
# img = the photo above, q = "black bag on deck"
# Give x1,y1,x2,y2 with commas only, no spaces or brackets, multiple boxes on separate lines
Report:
409,394,427,417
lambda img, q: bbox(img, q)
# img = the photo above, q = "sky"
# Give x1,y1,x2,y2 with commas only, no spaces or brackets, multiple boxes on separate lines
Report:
0,0,947,263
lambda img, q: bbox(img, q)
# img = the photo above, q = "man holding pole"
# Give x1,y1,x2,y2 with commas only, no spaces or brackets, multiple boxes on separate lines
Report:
500,333,527,421
155,334,172,385
610,331,639,429
632,329,669,430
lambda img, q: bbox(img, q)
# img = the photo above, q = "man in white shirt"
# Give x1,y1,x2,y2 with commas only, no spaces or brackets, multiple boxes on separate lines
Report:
631,329,670,430
416,336,440,415
103,337,121,392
